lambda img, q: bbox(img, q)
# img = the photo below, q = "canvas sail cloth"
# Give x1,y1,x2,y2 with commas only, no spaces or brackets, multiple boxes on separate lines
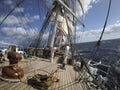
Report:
48,0,85,47
48,0,85,62
49,9,75,46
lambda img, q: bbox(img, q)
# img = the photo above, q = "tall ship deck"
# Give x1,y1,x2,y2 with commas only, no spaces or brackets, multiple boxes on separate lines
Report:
0,56,89,90
0,0,114,89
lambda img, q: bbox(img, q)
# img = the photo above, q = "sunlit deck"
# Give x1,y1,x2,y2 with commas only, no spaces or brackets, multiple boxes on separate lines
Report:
0,57,88,90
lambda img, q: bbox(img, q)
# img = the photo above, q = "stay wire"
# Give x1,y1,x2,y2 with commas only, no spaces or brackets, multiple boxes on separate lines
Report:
16,7,36,47
16,12,31,47
63,6,106,90
0,0,26,26
17,6,39,47
90,0,111,59
65,20,106,89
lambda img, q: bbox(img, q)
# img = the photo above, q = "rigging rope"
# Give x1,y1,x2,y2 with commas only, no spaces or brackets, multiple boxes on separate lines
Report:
99,0,111,42
30,3,58,48
90,0,112,59
17,6,38,47
0,0,26,26
16,7,32,46
62,4,105,89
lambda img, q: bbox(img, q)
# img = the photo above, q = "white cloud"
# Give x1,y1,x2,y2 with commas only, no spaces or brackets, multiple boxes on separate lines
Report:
0,15,19,25
27,29,38,37
116,20,120,23
0,40,10,46
76,25,82,31
76,0,100,17
3,0,13,5
42,33,49,40
14,7,24,13
0,26,39,45
0,14,41,26
92,0,100,4
1,27,38,38
1,27,26,36
84,0,92,13
104,23,120,34
76,23,120,43
0,15,31,26
33,15,40,20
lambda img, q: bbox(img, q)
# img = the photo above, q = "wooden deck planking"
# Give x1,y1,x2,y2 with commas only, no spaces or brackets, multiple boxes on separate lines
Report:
13,83,25,90
48,65,83,90
0,57,87,90
52,69,60,90
0,82,10,88
2,83,15,90
0,81,7,87
9,82,22,90
67,68,74,90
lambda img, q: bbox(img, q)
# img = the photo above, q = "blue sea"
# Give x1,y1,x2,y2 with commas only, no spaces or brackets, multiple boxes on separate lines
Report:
76,38,120,90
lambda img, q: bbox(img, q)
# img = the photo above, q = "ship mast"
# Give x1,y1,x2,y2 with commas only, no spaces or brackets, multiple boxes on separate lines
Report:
48,0,84,62
49,3,60,62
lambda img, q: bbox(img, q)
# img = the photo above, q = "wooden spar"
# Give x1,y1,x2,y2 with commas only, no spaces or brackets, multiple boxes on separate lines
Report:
50,5,59,62
57,0,85,27
77,0,85,14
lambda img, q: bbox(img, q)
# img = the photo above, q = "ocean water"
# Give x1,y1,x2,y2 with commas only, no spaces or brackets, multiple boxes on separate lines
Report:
76,38,120,90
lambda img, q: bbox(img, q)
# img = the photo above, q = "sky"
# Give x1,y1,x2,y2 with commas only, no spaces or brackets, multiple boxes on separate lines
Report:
0,0,120,48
